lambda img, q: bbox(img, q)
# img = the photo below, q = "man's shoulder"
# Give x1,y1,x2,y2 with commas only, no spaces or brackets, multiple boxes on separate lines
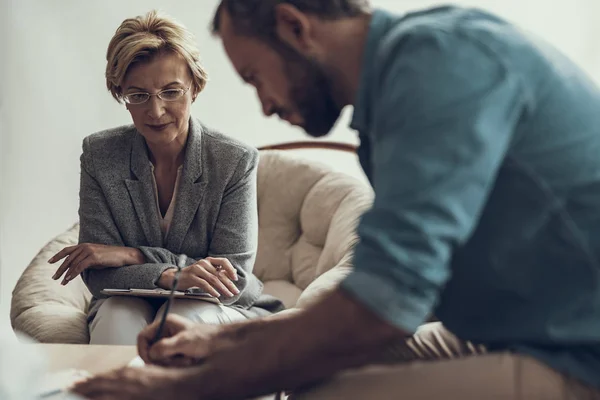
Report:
377,6,506,39
366,6,519,100
374,6,511,58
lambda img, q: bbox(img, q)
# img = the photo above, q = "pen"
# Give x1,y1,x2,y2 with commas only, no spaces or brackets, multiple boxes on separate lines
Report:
152,254,186,344
38,388,63,399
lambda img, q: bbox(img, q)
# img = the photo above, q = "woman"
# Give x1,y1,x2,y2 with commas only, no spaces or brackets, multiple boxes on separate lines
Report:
49,10,281,345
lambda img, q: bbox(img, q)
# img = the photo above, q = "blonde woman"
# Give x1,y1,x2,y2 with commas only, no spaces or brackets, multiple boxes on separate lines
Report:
49,10,282,345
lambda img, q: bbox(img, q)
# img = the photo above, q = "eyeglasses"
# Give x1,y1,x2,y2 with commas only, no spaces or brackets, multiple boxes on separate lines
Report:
123,85,192,105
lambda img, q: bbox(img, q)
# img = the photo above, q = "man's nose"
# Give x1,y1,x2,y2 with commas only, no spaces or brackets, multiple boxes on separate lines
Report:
257,89,275,117
261,100,276,117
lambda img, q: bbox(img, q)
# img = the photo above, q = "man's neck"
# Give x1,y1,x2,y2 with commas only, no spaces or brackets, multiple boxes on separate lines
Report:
319,13,372,108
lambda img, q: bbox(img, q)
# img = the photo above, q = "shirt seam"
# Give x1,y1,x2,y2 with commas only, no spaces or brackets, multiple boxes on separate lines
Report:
506,154,600,270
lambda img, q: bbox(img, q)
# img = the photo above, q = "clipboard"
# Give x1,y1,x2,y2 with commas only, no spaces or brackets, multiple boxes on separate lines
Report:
100,288,220,304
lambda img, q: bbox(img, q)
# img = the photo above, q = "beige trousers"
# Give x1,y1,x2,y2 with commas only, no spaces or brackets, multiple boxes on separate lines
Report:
88,296,247,345
293,323,600,400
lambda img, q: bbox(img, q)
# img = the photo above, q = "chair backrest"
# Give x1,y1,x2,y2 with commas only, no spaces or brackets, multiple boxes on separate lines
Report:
253,149,373,290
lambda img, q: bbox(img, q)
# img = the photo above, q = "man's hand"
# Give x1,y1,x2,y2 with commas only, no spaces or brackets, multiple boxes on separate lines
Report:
130,290,404,399
138,314,219,367
50,244,144,285
157,257,240,298
71,365,190,400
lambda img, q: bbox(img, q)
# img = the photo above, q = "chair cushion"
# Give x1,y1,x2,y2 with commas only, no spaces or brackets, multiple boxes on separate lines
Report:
11,223,91,343
12,304,89,344
262,280,303,309
255,151,373,289
296,257,354,309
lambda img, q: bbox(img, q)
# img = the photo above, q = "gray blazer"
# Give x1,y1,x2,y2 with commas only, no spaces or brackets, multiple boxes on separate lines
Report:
79,117,280,315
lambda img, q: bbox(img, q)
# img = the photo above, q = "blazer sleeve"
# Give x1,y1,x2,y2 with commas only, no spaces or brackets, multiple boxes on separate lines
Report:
78,137,189,298
207,147,261,306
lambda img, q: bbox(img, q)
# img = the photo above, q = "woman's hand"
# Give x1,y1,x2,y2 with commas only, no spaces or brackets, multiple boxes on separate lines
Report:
158,257,240,298
50,244,144,285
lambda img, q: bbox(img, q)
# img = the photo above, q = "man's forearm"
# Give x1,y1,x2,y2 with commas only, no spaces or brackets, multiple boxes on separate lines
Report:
186,288,407,399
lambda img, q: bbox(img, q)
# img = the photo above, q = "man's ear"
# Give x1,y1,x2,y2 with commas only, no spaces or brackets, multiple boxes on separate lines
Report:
274,4,313,53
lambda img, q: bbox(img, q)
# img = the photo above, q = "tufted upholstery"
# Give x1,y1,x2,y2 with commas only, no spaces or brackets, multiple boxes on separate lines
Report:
11,150,373,343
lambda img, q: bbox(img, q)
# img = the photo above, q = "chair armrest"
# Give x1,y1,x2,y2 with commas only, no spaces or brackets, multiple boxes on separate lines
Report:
295,254,353,309
12,304,89,344
11,223,91,343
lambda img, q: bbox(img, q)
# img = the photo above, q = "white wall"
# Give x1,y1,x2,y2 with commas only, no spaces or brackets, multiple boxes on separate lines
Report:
2,0,600,322
0,0,10,321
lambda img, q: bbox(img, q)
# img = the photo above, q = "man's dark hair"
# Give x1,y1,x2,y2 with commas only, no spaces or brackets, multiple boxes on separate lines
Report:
211,0,370,42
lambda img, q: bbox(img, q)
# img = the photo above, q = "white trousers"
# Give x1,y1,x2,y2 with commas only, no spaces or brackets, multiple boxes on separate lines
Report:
88,297,247,345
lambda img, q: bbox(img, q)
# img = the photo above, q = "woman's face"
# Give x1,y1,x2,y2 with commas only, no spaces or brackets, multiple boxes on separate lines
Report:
122,52,195,148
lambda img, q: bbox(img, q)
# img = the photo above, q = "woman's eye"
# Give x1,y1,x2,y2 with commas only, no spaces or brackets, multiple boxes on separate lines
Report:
129,93,148,102
161,89,182,100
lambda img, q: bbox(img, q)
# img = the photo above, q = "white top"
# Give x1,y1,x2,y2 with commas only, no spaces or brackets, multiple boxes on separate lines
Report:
150,163,183,244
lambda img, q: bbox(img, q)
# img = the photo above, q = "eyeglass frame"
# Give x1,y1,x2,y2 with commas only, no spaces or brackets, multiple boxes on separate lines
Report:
122,84,193,105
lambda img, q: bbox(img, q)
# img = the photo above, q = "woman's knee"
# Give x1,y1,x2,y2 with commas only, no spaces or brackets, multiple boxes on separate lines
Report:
95,297,155,321
89,297,156,345
158,300,246,325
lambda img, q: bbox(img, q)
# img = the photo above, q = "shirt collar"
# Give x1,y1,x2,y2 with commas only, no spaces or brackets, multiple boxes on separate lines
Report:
350,8,395,133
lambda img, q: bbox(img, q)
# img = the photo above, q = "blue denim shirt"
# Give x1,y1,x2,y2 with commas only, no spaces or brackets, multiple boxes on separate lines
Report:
341,6,600,388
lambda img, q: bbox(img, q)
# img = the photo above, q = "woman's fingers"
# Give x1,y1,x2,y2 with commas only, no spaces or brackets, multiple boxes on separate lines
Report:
194,261,235,298
48,245,78,264
217,270,240,296
209,267,240,296
206,257,238,281
63,253,93,284
190,275,222,298
53,246,85,280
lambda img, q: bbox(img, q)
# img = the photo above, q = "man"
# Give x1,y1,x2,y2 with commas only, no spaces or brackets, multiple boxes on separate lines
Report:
74,1,600,399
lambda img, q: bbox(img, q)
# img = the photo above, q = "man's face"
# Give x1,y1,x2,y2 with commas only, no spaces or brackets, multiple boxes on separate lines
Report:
220,14,342,137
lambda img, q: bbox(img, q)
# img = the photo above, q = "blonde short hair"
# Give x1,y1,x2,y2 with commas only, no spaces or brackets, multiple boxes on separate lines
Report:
106,10,208,103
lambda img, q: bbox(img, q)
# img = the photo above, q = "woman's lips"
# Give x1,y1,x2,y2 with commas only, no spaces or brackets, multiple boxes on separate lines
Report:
146,122,171,131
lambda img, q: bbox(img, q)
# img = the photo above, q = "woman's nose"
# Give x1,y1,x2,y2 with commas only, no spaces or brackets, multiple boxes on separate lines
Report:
146,96,166,119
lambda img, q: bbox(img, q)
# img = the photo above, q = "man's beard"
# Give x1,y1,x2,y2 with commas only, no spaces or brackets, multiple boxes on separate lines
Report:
280,46,342,137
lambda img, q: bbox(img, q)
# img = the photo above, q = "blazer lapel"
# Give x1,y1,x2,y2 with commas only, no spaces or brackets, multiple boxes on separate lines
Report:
125,132,163,247
166,118,207,252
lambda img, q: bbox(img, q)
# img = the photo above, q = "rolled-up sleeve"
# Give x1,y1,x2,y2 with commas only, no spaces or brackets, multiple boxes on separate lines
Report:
340,29,527,333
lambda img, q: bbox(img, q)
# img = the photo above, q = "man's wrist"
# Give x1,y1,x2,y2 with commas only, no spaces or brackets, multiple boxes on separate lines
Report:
172,365,212,397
